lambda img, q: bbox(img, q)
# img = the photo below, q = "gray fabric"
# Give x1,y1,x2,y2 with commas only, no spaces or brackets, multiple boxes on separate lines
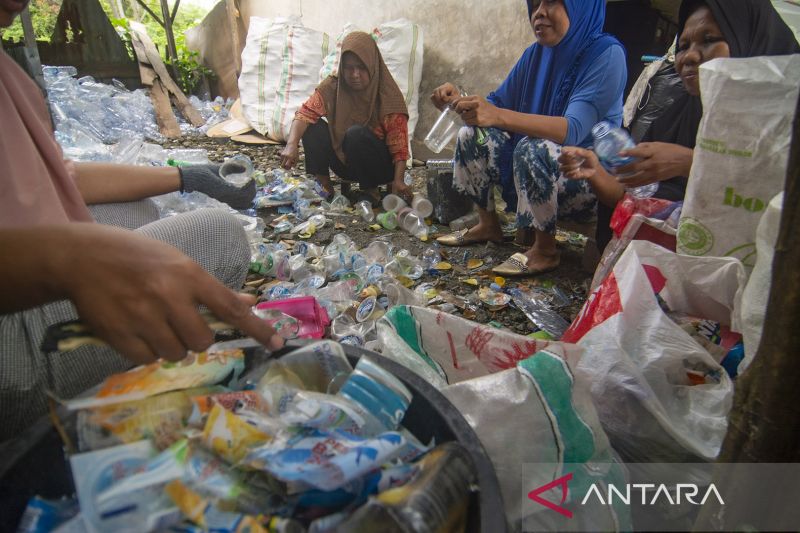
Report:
0,206,250,441
88,198,160,230
179,164,257,210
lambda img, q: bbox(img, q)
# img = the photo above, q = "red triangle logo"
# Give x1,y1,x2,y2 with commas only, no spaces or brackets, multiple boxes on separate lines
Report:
527,472,574,518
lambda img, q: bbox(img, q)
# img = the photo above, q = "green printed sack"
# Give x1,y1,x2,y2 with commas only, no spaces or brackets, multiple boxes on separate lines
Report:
377,306,629,532
677,55,800,268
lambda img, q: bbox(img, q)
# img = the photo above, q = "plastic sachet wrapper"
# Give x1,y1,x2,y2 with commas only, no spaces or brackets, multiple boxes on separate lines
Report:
202,404,278,464
95,439,284,519
69,440,177,533
188,390,270,427
256,341,352,394
66,350,245,410
242,429,419,492
165,481,302,533
77,386,225,452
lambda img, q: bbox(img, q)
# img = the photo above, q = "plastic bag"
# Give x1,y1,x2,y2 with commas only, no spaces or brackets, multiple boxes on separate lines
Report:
563,240,744,465
628,61,685,143
735,192,783,371
677,55,800,266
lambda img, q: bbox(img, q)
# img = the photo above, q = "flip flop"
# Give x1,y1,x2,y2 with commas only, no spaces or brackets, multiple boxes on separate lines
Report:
492,252,559,277
436,228,502,247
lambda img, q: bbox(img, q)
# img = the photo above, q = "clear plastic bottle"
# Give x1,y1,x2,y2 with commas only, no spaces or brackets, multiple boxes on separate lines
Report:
591,121,658,199
449,211,480,231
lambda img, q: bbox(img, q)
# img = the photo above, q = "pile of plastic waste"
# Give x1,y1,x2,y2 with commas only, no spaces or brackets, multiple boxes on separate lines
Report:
44,66,230,163
17,342,475,532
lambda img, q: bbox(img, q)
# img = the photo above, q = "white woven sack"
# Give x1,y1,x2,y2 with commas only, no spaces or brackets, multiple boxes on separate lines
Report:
239,17,330,141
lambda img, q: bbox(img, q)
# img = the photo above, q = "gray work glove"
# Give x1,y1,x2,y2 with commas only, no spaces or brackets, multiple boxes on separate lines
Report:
178,164,256,210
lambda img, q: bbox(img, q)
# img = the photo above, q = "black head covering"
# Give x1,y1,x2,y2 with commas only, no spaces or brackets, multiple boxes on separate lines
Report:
598,0,799,251
678,0,800,58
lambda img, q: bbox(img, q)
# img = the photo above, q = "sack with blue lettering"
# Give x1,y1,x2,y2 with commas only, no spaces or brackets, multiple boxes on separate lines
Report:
677,55,800,267
375,306,630,532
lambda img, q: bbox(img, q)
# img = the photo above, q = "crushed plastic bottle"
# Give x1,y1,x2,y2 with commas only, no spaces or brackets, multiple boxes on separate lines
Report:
338,442,475,533
592,121,658,199
508,287,571,339
449,211,480,231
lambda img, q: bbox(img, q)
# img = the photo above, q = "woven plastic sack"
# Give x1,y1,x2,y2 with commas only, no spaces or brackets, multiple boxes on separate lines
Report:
238,17,331,141
376,306,629,531
677,55,800,266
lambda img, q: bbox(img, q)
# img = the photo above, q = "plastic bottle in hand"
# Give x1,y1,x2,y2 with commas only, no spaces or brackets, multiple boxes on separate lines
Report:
591,121,658,199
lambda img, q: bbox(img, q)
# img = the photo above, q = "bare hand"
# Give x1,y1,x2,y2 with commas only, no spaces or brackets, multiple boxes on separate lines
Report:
453,96,499,128
58,225,282,365
391,180,413,203
558,147,601,181
615,142,694,187
431,82,459,111
280,143,299,170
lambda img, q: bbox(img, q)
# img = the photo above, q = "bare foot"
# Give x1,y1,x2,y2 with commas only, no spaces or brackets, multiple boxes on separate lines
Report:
522,248,560,272
463,221,503,243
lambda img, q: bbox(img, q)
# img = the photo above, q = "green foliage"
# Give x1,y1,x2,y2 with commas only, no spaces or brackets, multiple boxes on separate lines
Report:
1,0,215,95
1,0,61,43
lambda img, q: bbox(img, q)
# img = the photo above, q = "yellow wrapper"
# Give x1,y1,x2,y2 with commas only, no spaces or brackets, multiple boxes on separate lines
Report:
202,404,272,464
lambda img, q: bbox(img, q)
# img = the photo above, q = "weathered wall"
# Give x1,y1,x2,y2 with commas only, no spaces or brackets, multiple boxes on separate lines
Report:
188,0,533,157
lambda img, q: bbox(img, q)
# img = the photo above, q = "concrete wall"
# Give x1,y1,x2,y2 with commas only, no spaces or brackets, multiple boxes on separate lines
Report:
189,0,534,158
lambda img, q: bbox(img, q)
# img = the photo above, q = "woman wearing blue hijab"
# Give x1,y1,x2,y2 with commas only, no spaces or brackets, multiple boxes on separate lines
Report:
435,0,626,275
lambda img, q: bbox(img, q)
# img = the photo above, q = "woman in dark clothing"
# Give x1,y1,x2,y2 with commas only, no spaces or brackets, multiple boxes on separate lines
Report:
280,31,412,202
559,0,800,251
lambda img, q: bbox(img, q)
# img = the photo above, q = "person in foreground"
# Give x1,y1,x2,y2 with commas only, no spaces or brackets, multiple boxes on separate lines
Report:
434,0,626,276
0,0,281,440
559,0,800,251
280,31,412,203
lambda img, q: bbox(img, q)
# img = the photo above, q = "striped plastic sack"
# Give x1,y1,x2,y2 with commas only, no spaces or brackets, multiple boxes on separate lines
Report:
376,306,628,531
320,19,424,157
238,17,331,141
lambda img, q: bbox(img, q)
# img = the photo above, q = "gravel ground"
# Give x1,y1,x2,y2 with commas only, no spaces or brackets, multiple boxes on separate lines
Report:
160,136,594,337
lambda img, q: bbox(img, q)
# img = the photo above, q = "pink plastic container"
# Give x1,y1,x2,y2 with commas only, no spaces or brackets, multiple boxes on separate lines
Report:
255,296,330,339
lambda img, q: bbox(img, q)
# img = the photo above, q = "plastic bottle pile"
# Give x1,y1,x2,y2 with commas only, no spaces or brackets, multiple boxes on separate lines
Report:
43,66,231,163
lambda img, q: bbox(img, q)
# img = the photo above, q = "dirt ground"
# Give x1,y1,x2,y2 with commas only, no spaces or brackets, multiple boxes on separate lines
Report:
160,137,594,337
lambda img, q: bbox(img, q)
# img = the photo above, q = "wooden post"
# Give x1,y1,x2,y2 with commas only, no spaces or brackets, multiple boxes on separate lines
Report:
693,92,800,530
19,5,46,92
226,0,242,78
159,0,179,80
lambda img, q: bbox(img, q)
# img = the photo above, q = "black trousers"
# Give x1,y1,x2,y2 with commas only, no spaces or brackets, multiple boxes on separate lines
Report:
302,121,394,188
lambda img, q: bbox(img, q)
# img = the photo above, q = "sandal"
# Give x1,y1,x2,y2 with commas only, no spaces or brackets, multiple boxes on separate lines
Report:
436,228,502,247
492,252,559,277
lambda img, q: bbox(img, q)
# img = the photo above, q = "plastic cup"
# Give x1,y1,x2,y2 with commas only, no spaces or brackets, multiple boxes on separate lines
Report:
376,211,398,230
424,106,461,153
411,194,433,218
219,154,254,186
382,194,407,212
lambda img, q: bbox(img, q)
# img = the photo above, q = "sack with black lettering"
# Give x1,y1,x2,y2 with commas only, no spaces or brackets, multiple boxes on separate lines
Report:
677,55,800,268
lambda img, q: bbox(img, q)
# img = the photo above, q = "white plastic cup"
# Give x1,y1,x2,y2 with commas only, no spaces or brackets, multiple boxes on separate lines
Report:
424,107,461,153
219,154,254,186
382,194,407,212
411,194,433,219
